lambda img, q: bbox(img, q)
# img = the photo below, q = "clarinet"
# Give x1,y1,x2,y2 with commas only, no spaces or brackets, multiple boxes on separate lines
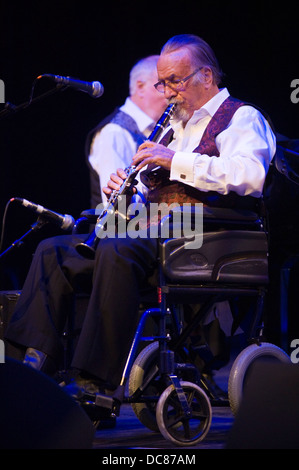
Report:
75,102,176,259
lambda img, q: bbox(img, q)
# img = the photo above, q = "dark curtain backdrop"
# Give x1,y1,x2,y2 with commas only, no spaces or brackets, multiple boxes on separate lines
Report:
0,0,298,288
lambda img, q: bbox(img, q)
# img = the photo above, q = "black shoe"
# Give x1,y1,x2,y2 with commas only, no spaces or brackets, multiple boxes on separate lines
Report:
63,375,118,422
63,375,102,402
81,398,116,424
23,348,57,376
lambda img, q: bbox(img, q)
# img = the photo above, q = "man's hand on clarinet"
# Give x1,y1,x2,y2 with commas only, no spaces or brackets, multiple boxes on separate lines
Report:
102,140,175,199
132,142,175,172
102,168,128,199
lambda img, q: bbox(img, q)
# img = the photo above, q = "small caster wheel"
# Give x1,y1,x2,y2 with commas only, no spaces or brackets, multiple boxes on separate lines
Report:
156,381,212,446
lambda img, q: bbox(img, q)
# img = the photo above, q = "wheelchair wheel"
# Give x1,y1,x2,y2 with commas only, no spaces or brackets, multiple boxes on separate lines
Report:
129,342,161,432
228,342,291,415
156,381,212,446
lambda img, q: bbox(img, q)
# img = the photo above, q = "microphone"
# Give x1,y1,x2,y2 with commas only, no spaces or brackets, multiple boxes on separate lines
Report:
13,198,75,230
40,74,104,98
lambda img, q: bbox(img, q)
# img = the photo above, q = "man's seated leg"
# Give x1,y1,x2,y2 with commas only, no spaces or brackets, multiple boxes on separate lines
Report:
4,234,95,375
64,235,158,406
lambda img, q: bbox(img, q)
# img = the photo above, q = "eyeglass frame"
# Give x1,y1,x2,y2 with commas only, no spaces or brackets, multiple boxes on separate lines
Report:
154,67,204,93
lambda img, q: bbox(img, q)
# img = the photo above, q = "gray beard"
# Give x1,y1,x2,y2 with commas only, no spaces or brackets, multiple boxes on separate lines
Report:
175,105,191,123
168,99,191,124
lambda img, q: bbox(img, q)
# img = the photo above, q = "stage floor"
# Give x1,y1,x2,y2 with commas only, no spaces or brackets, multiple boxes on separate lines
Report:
92,361,234,450
92,403,234,450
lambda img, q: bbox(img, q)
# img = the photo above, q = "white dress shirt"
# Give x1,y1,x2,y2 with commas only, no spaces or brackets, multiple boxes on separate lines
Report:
88,97,154,202
168,88,276,197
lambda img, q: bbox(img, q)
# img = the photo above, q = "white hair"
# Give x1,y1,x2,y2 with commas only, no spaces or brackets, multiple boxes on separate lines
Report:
161,34,224,85
129,55,159,95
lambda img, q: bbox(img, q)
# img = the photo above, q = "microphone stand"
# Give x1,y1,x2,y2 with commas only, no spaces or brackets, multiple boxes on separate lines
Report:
0,217,49,260
0,83,67,121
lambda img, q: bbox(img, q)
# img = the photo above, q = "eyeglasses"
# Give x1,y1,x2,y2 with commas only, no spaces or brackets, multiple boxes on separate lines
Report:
154,67,203,93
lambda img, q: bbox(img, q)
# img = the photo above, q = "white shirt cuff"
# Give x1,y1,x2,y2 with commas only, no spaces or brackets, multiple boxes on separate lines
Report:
170,151,198,183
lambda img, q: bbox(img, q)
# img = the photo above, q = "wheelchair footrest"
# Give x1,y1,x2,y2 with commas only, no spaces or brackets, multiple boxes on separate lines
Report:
80,392,121,421
95,392,115,410
81,400,116,421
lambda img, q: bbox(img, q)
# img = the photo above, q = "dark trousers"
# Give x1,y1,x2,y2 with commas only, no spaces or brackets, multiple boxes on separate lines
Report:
5,233,158,387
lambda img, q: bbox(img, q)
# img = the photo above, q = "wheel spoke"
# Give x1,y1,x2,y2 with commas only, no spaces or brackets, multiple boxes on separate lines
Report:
182,418,191,439
166,412,183,429
186,389,195,406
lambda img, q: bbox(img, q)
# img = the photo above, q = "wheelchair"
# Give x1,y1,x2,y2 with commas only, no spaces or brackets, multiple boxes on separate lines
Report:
72,204,290,447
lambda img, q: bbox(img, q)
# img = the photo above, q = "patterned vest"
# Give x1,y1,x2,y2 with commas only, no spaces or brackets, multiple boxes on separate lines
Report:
141,96,260,211
86,109,146,208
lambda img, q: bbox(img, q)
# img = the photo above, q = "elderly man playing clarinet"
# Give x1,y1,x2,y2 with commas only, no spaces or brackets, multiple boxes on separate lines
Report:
5,35,276,424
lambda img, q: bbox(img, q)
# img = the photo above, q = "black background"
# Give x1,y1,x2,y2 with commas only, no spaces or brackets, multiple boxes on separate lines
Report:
0,0,298,288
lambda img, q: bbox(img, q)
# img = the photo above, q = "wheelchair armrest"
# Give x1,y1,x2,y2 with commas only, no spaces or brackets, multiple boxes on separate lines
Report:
159,205,263,234
202,206,260,223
